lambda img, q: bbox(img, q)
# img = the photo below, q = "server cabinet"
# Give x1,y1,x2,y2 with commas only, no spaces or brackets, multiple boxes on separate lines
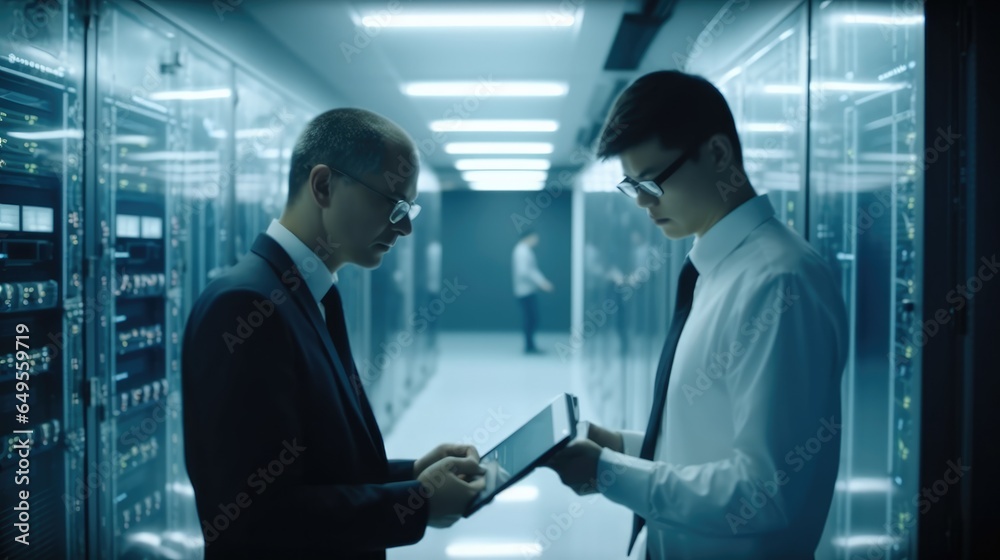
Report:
712,5,809,236
577,159,680,433
89,2,229,557
808,1,925,558
232,68,304,264
0,1,86,558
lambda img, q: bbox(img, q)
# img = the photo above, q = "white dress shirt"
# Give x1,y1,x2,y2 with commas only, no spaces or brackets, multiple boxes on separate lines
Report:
598,194,849,559
264,219,337,320
512,241,550,297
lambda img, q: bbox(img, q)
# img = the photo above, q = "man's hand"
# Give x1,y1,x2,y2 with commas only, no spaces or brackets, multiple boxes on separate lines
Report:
419,456,486,528
586,423,624,453
546,439,604,495
414,443,480,479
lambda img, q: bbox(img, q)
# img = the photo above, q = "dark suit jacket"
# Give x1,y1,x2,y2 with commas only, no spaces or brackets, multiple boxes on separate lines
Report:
181,234,429,559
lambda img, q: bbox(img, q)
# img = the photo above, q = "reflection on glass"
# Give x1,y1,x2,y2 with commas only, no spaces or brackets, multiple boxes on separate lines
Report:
808,1,924,559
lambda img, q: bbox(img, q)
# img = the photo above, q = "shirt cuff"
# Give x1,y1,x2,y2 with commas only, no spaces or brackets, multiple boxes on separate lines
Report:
620,430,645,457
596,447,656,518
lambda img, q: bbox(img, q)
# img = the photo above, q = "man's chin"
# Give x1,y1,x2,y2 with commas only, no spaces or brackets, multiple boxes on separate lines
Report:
353,248,386,269
658,222,681,239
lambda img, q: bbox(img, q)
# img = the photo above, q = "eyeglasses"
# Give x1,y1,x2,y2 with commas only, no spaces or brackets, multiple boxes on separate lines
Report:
329,167,421,224
616,143,701,198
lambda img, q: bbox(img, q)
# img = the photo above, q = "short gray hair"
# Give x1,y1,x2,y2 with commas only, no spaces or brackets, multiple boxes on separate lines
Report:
287,108,413,204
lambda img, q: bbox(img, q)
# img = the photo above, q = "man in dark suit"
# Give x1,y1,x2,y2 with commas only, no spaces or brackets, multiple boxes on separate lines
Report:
182,108,484,558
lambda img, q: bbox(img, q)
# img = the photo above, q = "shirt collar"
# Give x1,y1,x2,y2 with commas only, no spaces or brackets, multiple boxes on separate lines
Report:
688,194,775,277
265,219,337,305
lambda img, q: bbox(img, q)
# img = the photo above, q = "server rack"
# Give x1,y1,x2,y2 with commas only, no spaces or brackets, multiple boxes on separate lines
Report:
0,0,87,558
807,1,924,557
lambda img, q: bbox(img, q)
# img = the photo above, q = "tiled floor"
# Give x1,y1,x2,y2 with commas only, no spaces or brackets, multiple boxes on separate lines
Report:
385,331,632,560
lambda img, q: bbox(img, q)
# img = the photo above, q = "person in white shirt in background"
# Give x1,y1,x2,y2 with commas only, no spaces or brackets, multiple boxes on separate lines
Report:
512,229,554,354
547,70,849,560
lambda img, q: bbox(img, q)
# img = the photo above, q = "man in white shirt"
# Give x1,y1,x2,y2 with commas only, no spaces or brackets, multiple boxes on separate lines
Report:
512,229,554,354
548,71,849,559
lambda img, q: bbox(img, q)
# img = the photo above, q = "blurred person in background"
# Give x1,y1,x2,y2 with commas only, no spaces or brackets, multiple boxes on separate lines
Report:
512,228,555,354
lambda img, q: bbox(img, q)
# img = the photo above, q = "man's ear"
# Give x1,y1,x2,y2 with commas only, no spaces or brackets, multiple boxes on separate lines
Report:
309,164,334,208
706,133,734,171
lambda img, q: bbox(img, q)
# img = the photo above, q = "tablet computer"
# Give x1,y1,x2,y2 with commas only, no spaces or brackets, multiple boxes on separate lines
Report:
464,393,578,516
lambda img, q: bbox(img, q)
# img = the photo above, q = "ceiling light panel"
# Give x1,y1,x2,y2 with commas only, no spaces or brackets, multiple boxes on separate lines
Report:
454,159,551,170
461,171,548,182
430,119,559,132
360,13,575,28
445,142,554,155
402,82,568,97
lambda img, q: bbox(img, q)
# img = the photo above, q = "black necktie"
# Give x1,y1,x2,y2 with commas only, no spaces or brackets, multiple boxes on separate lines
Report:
321,284,386,460
629,257,699,556
321,285,367,406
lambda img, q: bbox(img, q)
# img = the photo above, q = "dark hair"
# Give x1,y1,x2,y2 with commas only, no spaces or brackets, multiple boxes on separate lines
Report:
595,70,742,167
519,228,537,241
286,108,414,204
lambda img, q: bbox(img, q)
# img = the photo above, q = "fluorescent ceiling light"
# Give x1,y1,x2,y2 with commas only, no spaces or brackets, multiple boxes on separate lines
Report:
462,171,547,182
717,66,743,85
124,151,221,162
148,88,232,101
402,82,568,97
455,159,550,170
8,129,84,140
210,128,276,139
445,142,553,155
361,13,574,27
742,122,794,133
835,477,893,493
762,84,804,94
495,485,539,502
811,81,906,92
468,181,546,191
445,542,543,557
832,535,898,548
841,14,924,25
431,119,558,132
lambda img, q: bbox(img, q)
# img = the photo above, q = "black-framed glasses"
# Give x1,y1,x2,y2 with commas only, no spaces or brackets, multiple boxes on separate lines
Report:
329,167,421,224
616,143,701,198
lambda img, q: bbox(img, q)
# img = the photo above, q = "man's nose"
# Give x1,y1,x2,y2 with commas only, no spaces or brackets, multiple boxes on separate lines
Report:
635,190,658,209
393,214,413,236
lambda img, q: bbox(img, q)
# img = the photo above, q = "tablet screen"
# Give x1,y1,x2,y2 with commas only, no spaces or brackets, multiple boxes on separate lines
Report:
480,406,553,490
467,394,575,514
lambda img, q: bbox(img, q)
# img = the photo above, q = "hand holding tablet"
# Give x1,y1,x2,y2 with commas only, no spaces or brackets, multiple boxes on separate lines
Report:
463,393,579,516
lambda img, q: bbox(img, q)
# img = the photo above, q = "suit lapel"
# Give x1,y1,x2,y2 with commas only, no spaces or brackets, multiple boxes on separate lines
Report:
250,234,381,456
